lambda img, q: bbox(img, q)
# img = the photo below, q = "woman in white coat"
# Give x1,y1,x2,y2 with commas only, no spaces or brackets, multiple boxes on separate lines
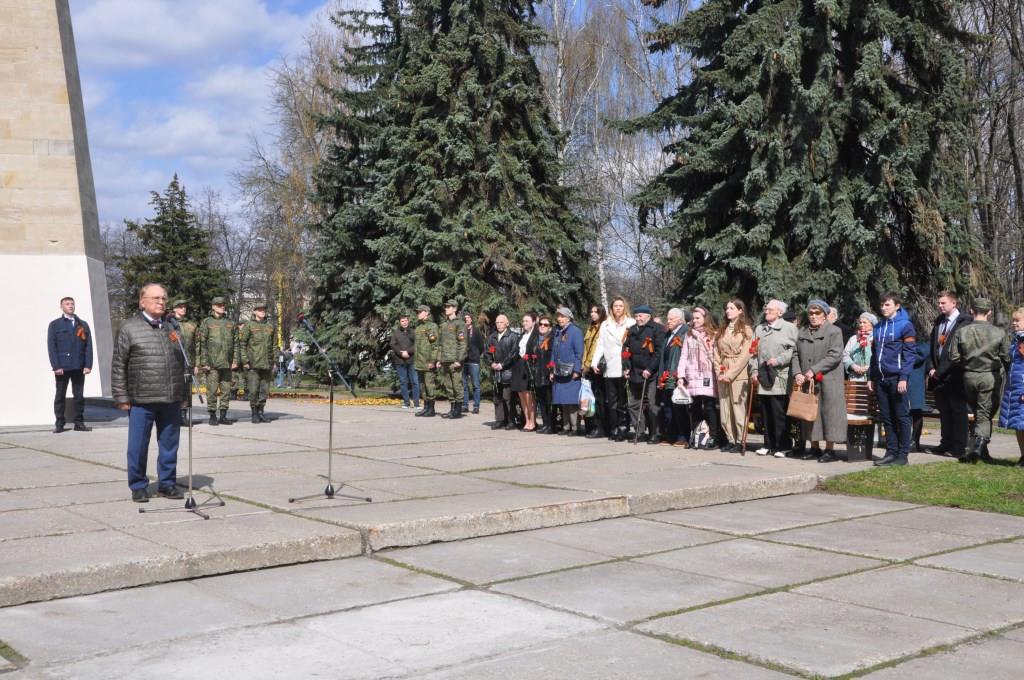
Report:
590,297,636,441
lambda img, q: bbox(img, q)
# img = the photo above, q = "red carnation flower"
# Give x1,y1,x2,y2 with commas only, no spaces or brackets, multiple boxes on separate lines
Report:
546,361,555,370
859,340,868,348
719,364,727,373
488,345,496,354
749,338,759,355
621,349,632,359
814,371,824,383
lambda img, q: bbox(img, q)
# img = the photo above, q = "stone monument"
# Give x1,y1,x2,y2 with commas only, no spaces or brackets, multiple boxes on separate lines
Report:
0,0,113,426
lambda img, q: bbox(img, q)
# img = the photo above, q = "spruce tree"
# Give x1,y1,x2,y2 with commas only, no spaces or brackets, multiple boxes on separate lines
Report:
627,0,988,316
311,0,594,379
117,175,230,319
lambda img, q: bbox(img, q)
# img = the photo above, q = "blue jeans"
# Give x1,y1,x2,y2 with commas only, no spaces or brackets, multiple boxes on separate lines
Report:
876,377,912,457
126,402,180,491
396,363,420,406
462,363,481,409
275,368,285,387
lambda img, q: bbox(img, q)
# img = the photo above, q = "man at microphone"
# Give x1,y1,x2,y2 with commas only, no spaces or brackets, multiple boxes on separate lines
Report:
111,283,187,503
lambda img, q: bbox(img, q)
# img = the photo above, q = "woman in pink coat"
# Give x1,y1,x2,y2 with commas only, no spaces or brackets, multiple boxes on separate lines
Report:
677,306,720,447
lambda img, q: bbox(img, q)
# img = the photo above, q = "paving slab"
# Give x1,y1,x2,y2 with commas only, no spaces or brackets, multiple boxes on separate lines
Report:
644,502,826,535
0,453,122,489
863,636,1024,679
1004,626,1024,642
417,629,793,679
794,565,1024,630
0,580,267,664
638,591,975,677
193,556,458,619
870,506,1024,541
492,560,762,623
637,538,884,587
0,507,107,541
918,540,1024,582
525,516,728,557
0,481,136,511
736,492,920,517
384,532,611,583
766,516,990,560
349,472,519,499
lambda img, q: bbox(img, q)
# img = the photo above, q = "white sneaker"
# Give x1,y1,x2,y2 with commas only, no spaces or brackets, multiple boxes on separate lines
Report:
755,447,770,456
773,450,787,458
401,404,409,409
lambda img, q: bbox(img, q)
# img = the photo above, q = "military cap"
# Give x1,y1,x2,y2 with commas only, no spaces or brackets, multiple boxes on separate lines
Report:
973,297,993,313
416,304,431,313
252,300,267,309
444,299,458,308
211,296,227,305
171,299,187,308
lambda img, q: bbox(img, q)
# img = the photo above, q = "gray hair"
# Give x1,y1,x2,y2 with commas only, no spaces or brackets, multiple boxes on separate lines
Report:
766,299,788,314
667,307,684,320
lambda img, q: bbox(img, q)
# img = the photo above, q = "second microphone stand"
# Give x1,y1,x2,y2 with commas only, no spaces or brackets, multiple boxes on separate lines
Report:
289,320,372,505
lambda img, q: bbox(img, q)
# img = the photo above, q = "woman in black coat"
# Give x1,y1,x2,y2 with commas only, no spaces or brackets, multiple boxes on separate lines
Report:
510,312,539,430
533,315,557,433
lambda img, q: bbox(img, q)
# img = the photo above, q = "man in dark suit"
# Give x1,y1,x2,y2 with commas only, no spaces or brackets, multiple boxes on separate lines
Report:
926,290,972,458
47,296,94,433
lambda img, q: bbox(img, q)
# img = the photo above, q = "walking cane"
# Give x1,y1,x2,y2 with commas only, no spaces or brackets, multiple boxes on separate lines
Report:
740,380,756,456
633,373,650,445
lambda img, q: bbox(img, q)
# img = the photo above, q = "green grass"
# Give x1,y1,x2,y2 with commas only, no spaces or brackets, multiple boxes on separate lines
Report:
824,461,1024,516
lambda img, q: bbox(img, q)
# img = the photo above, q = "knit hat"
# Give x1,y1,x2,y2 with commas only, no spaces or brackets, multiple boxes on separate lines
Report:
807,299,830,315
555,306,574,320
858,312,878,326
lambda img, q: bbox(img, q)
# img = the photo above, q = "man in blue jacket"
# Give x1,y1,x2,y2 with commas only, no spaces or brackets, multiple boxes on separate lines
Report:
47,296,94,433
868,292,918,466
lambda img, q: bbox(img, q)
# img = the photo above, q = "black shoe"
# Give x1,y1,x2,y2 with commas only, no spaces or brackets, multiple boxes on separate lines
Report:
53,422,66,433
251,408,260,424
491,422,505,430
566,429,577,437
1017,457,1024,467
647,435,661,445
422,401,436,417
472,406,479,414
536,426,551,434
258,407,271,423
131,488,149,503
505,422,517,430
876,454,907,467
614,429,626,442
157,486,184,499
209,413,219,426
818,451,839,463
874,453,897,466
73,423,92,432
799,449,820,461
586,430,605,439
450,403,463,420
928,445,950,456
219,412,233,425
977,439,995,463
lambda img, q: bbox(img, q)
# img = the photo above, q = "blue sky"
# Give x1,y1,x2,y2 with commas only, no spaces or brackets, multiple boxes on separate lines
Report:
70,0,340,225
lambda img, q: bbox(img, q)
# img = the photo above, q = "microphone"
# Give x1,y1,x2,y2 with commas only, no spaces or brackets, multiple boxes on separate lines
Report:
297,313,315,334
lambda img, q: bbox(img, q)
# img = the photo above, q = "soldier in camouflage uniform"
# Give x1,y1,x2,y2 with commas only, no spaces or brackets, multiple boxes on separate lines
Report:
169,299,198,422
197,296,237,425
239,301,276,424
947,298,1011,463
414,304,440,417
437,300,468,419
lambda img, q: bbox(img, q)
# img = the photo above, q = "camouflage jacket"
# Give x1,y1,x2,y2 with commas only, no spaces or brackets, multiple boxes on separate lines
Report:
413,320,440,370
197,313,237,369
238,317,276,370
438,317,468,363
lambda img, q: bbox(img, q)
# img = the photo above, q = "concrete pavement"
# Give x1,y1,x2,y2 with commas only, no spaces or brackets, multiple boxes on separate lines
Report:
0,494,1022,678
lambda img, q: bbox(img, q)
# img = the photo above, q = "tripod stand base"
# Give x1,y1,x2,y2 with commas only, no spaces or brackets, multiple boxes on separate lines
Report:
289,482,372,504
138,489,226,520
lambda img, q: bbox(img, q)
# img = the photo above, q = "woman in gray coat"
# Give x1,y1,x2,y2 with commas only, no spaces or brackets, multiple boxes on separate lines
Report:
792,300,846,462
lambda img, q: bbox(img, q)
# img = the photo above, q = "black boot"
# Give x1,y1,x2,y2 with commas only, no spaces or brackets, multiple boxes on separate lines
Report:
422,400,436,417
441,401,455,419
1018,456,1024,467
251,407,259,424
415,403,428,417
208,412,219,426
258,406,271,423
959,437,979,464
450,402,463,419
977,438,995,463
219,410,233,425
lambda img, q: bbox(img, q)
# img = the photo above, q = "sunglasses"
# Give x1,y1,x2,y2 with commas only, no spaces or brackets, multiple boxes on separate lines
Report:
538,322,551,327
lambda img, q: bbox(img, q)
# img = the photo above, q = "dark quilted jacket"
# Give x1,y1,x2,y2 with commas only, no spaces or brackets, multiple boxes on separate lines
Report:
112,313,186,405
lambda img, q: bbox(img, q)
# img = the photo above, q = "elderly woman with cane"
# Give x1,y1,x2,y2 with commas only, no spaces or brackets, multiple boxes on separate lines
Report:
792,300,846,462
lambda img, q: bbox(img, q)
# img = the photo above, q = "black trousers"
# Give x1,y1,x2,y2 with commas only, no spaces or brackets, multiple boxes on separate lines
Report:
54,369,86,425
536,385,554,430
604,377,627,432
628,379,660,437
759,394,791,451
494,383,514,425
659,389,690,443
934,379,969,456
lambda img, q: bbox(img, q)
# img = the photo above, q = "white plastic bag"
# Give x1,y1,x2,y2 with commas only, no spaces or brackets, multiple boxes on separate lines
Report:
579,378,596,418
672,382,692,405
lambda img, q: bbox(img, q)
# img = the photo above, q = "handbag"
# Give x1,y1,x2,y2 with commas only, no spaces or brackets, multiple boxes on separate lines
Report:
671,382,692,405
689,420,712,448
786,382,820,422
555,361,574,378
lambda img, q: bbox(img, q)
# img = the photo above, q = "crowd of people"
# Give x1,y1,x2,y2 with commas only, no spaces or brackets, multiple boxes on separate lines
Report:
394,292,1024,467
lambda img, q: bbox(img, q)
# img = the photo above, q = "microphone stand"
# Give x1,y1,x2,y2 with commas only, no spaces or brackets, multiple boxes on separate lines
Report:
140,317,226,519
289,317,372,504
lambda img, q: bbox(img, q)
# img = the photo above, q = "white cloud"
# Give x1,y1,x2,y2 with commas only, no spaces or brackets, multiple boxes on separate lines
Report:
73,0,314,68
187,63,273,108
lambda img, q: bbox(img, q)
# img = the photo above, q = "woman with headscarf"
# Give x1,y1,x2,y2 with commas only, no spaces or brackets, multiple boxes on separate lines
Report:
843,312,876,381
792,299,846,462
551,306,585,435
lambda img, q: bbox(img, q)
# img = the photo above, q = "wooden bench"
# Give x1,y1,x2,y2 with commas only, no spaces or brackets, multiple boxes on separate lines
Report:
845,380,876,462
922,387,976,435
